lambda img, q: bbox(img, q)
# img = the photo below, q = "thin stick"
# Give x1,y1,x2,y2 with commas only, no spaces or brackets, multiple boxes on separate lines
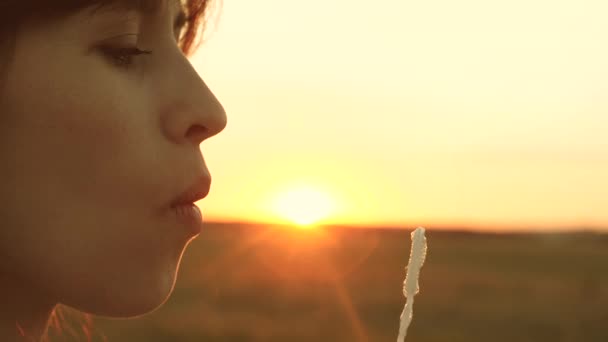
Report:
397,227,428,342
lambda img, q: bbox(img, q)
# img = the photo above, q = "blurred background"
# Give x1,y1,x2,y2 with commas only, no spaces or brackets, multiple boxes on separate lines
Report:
89,224,607,341
84,0,608,340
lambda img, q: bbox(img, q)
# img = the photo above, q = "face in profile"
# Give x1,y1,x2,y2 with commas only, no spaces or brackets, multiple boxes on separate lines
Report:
0,1,226,318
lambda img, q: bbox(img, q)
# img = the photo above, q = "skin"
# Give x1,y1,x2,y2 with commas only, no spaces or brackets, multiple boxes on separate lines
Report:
0,1,227,340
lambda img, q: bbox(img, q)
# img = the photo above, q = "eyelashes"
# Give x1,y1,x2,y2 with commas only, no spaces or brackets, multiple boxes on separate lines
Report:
100,45,153,70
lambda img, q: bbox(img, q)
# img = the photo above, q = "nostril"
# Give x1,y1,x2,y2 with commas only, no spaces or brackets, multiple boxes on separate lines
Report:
186,125,208,144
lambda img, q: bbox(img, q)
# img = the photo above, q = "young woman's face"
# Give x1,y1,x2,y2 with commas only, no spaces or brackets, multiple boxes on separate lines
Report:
0,1,226,317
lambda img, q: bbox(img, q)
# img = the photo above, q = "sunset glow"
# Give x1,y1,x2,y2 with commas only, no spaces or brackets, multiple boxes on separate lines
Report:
270,185,337,227
194,0,608,231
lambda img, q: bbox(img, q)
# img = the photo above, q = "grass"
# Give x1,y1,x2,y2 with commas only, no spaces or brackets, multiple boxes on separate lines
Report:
90,222,608,341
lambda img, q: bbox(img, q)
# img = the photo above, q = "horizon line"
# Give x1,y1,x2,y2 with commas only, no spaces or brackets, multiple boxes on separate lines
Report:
201,219,608,234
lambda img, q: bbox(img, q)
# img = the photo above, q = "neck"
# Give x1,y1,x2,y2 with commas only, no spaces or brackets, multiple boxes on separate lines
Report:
0,270,57,342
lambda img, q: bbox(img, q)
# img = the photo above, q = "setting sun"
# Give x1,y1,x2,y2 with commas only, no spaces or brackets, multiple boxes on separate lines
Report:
270,185,337,227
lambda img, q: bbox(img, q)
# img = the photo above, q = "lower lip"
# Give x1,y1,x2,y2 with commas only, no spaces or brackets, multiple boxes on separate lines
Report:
170,203,203,235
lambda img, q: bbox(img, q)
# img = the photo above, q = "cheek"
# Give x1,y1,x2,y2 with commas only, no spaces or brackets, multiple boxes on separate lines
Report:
5,54,157,216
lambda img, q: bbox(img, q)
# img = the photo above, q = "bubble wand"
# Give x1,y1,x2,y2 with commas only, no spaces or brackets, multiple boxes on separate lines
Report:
397,227,428,341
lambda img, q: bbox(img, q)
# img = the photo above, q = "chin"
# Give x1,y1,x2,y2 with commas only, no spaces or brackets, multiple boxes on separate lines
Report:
79,288,175,319
116,294,172,318
64,270,178,319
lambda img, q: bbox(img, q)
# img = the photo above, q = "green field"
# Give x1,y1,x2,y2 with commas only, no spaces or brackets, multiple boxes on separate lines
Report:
85,222,608,341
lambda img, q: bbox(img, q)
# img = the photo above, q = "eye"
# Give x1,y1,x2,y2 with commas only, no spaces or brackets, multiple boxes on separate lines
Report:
175,26,186,43
100,46,152,70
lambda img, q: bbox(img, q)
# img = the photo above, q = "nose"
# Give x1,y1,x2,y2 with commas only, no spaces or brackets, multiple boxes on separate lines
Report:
162,55,227,146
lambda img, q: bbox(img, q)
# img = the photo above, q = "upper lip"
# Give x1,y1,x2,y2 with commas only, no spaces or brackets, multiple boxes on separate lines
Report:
170,174,211,207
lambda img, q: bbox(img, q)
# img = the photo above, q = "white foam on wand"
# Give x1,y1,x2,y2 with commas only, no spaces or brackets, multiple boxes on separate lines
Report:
397,227,428,342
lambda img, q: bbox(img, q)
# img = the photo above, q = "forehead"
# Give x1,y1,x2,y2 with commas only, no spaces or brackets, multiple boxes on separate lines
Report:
84,0,186,32
87,0,182,17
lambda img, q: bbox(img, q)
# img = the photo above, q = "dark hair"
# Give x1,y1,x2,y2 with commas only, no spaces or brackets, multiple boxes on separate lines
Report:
0,0,218,340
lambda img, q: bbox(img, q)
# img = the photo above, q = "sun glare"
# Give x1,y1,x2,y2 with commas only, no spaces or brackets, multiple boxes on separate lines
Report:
271,186,337,227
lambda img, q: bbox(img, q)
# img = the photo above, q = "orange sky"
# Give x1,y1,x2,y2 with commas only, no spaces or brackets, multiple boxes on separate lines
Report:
190,0,608,231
